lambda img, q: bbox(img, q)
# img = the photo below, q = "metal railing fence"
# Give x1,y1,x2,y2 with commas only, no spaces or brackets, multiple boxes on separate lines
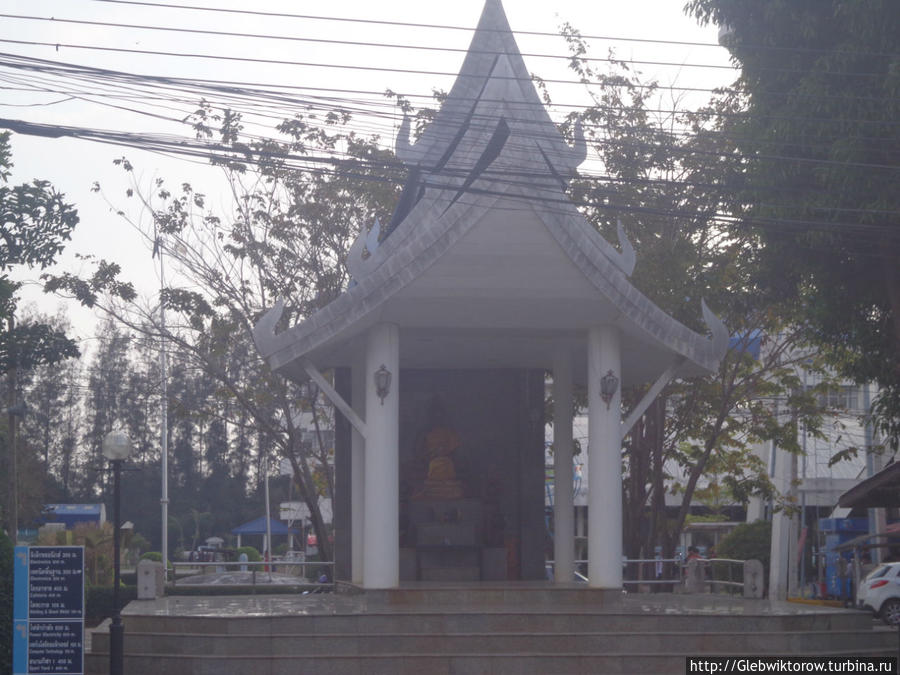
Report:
170,559,334,589
545,557,749,594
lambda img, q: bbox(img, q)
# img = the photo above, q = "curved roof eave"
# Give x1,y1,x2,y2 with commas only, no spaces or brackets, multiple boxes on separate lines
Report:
528,187,726,374
253,179,727,377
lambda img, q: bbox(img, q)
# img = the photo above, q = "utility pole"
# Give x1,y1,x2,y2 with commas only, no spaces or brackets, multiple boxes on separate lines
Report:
6,315,18,542
863,383,886,563
264,456,272,580
157,235,170,575
787,445,800,597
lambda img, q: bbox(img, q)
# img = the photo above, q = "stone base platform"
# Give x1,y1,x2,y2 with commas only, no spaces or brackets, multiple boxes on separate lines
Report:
348,580,624,608
86,583,895,675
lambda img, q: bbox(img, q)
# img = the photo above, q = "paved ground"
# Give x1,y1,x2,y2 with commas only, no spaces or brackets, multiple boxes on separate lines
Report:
174,571,309,585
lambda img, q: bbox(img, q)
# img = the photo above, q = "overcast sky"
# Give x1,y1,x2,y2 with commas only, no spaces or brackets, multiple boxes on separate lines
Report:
2,0,736,343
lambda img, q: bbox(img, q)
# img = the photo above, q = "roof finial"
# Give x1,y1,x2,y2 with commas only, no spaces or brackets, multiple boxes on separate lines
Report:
395,115,419,166
616,219,636,276
252,297,286,358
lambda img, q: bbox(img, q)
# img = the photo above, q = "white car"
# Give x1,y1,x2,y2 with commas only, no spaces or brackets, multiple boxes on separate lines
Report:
857,561,900,625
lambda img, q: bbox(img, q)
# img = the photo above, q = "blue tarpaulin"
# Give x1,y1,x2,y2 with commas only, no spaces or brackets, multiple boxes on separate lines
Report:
728,330,762,360
231,516,298,536
42,504,105,529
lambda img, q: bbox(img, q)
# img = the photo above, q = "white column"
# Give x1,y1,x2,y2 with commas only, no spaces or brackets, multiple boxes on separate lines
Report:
769,434,792,600
351,351,366,585
553,349,575,584
363,323,400,588
587,325,622,589
787,451,800,597
744,441,769,523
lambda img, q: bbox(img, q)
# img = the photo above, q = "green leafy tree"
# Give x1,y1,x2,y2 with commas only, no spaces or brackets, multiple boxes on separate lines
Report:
38,522,115,587
1,308,79,516
80,319,133,499
120,333,161,468
717,519,772,582
686,0,900,449
0,132,79,374
55,360,82,497
168,353,202,493
555,30,836,562
199,418,247,539
19,310,80,478
47,107,400,561
1,131,79,537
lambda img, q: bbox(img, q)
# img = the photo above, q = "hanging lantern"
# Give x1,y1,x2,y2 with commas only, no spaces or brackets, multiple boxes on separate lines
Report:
374,364,392,405
600,370,619,410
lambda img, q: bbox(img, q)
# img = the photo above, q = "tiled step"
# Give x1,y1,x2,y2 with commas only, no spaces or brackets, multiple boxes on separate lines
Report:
85,592,892,675
85,646,899,675
118,599,874,635
358,584,621,608
90,627,895,657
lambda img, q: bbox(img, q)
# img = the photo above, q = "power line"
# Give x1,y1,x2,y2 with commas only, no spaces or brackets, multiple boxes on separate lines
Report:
3,62,898,189
7,11,893,82
2,33,897,106
2,116,897,253
0,47,895,245
4,67,897,178
2,52,898,191
0,37,736,96
87,0,900,59
0,94,74,107
4,49,898,137
1,51,897,215
89,0,726,48
0,12,743,74
2,45,900,140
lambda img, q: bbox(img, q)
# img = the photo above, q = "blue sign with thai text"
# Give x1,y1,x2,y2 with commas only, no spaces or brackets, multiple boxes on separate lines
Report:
13,546,85,675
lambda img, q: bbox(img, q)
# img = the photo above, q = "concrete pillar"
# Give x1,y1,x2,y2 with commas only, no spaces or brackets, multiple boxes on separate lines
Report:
363,323,400,588
769,427,792,600
744,441,768,523
351,352,366,584
553,349,575,584
587,325,622,589
787,450,800,598
865,384,887,564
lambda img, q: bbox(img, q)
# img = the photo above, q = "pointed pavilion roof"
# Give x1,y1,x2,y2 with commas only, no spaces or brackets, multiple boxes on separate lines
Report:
253,0,727,386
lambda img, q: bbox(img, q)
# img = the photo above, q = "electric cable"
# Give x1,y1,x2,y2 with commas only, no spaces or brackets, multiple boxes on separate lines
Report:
86,0,900,59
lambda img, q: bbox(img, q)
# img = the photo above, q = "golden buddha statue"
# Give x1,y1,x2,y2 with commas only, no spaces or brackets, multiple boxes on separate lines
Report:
414,425,464,500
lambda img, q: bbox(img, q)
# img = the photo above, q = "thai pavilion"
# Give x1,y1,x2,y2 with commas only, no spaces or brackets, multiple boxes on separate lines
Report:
253,0,727,590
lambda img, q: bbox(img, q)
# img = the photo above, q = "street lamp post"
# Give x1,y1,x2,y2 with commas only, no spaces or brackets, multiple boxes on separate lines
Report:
102,429,133,675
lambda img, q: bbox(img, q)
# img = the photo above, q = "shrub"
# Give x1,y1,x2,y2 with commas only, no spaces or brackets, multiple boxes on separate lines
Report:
140,551,173,570
717,520,772,585
39,522,114,586
236,546,261,562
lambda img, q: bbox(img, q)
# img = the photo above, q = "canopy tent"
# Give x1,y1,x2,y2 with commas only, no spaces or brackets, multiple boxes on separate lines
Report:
42,504,106,528
231,516,299,551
